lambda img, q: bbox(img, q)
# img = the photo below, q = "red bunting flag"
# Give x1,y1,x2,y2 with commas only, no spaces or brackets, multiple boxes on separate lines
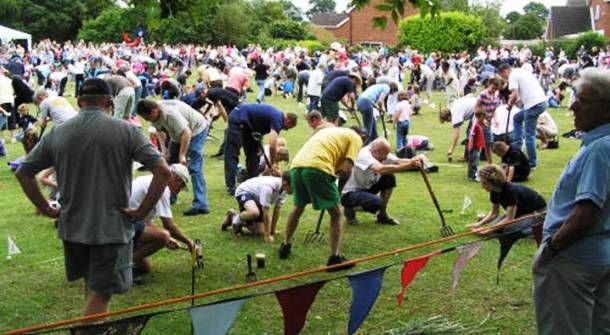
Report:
397,253,436,306
275,281,326,335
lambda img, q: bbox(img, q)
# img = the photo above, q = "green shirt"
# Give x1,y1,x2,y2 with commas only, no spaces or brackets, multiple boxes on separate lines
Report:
19,107,162,244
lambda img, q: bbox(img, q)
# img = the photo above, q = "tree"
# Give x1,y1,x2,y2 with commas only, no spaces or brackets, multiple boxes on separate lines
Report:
442,0,469,12
523,2,549,21
269,20,307,40
470,1,505,43
398,11,486,53
306,0,336,18
504,12,544,40
505,11,521,24
278,0,304,21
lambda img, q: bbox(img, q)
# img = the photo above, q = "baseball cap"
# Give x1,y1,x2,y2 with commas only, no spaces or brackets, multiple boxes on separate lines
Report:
170,164,190,189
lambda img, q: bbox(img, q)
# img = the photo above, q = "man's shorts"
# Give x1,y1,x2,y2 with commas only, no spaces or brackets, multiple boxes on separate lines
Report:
133,222,146,248
63,240,133,295
291,167,340,210
235,192,263,223
320,98,339,121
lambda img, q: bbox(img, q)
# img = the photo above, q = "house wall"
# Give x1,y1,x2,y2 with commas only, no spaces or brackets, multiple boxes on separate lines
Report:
589,0,610,38
348,0,418,46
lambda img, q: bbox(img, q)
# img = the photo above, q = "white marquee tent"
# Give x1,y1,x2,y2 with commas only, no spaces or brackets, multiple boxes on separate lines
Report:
0,25,32,50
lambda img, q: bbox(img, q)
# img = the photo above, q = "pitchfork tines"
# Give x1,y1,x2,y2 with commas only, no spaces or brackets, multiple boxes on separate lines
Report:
304,210,326,245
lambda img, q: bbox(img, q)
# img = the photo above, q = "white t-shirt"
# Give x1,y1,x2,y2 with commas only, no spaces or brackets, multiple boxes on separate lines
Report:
442,69,459,96
129,175,173,224
394,100,412,122
537,111,558,135
508,68,547,109
235,176,286,208
307,69,324,97
492,105,518,136
39,96,77,124
343,145,399,194
450,95,477,128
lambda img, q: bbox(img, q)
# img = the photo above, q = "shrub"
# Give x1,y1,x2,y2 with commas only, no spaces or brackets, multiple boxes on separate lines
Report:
298,40,327,55
78,7,143,43
398,11,486,53
268,20,308,40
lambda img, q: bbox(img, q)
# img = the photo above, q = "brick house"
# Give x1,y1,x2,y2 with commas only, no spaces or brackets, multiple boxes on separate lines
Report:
310,0,418,46
546,0,610,40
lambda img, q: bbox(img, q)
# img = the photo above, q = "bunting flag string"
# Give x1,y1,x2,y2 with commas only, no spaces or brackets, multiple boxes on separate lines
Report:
188,298,247,335
396,252,437,306
275,281,326,335
347,266,389,335
451,241,483,295
69,313,154,335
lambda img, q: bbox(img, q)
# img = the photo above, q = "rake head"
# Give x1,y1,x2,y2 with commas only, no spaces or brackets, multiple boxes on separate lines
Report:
303,230,325,245
440,224,456,238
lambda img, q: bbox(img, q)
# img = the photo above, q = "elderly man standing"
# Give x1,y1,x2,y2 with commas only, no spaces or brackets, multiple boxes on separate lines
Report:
533,68,610,335
15,78,169,316
279,127,363,270
498,63,547,168
137,99,211,216
224,103,298,195
341,138,421,226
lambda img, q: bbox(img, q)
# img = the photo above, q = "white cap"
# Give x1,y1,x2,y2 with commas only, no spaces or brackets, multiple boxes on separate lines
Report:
170,164,190,189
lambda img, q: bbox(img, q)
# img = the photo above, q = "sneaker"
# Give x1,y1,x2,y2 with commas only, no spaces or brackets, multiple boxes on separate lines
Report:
183,208,210,216
221,209,236,231
233,222,244,236
326,255,355,272
376,214,400,225
278,242,292,259
227,188,236,196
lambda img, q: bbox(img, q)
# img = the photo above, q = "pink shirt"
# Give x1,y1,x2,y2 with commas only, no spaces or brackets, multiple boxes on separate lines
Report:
394,100,412,122
227,71,248,93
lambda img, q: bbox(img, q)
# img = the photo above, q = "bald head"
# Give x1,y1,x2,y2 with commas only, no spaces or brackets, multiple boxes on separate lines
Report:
370,138,391,162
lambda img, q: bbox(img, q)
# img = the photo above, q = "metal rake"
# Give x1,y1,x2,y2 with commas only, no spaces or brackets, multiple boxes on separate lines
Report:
304,210,326,245
418,166,455,237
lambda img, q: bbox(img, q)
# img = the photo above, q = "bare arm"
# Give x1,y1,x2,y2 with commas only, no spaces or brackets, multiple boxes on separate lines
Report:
506,165,515,183
508,90,520,108
471,203,500,227
337,159,354,181
37,167,57,188
369,158,421,175
262,207,273,243
178,128,192,165
160,217,194,249
448,127,460,156
15,168,59,218
268,129,279,166
270,204,281,236
550,201,602,251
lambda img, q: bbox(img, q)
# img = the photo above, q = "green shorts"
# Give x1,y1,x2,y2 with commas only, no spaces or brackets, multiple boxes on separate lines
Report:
320,98,339,122
291,167,340,210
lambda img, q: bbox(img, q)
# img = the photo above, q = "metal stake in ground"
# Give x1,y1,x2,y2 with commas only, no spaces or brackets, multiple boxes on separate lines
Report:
304,210,326,245
418,165,455,237
245,254,257,283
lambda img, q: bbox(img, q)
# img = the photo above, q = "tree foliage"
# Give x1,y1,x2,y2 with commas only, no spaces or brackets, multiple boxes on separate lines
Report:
398,11,486,53
504,12,544,40
523,2,549,21
269,20,308,40
306,0,336,18
352,0,443,29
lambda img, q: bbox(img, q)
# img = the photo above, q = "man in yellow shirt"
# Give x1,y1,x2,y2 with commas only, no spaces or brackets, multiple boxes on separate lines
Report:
279,127,364,270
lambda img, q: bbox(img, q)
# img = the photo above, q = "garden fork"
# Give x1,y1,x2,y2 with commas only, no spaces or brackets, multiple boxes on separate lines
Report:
419,165,455,237
304,210,326,245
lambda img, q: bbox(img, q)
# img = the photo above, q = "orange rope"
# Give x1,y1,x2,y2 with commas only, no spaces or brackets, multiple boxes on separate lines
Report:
3,212,545,335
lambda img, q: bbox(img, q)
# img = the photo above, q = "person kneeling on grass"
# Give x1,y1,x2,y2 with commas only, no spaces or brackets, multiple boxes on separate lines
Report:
131,164,199,283
341,138,422,226
469,165,546,235
491,141,530,182
221,172,291,243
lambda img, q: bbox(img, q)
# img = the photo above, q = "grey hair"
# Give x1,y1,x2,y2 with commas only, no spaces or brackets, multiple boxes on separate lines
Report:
35,88,49,99
573,68,610,102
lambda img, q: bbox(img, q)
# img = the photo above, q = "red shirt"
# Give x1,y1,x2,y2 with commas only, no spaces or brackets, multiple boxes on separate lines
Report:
469,120,486,150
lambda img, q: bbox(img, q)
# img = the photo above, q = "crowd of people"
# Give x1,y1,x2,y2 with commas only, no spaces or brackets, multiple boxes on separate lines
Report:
1,38,609,335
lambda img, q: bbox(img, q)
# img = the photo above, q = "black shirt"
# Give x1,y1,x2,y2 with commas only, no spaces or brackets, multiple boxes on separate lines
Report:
193,87,240,112
254,63,270,81
321,76,356,102
501,146,530,182
322,70,349,89
490,183,546,218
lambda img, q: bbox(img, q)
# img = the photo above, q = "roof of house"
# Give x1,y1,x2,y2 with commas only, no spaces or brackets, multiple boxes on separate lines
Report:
310,12,349,28
548,6,592,38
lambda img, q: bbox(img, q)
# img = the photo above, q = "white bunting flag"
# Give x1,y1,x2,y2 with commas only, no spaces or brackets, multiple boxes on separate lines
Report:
7,236,21,260
461,195,472,215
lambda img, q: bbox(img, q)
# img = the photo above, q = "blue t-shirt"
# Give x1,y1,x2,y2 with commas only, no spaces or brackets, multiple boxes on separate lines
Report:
359,84,390,102
234,103,284,134
321,76,356,102
543,123,610,266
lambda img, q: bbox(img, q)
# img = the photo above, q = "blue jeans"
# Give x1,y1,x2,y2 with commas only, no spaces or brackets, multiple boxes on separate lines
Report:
188,127,209,210
256,80,265,103
0,114,6,131
548,96,560,108
357,97,377,144
468,148,480,180
396,120,410,150
512,102,547,167
308,95,320,112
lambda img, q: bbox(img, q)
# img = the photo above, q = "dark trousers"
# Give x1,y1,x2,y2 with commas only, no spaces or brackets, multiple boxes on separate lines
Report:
74,74,85,97
58,77,68,97
224,116,260,191
341,174,396,218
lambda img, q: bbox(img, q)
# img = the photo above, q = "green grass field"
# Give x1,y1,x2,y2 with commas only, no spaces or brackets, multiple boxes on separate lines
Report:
0,85,579,334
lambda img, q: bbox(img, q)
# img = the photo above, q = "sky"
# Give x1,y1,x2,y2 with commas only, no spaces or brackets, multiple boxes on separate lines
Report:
291,0,568,17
